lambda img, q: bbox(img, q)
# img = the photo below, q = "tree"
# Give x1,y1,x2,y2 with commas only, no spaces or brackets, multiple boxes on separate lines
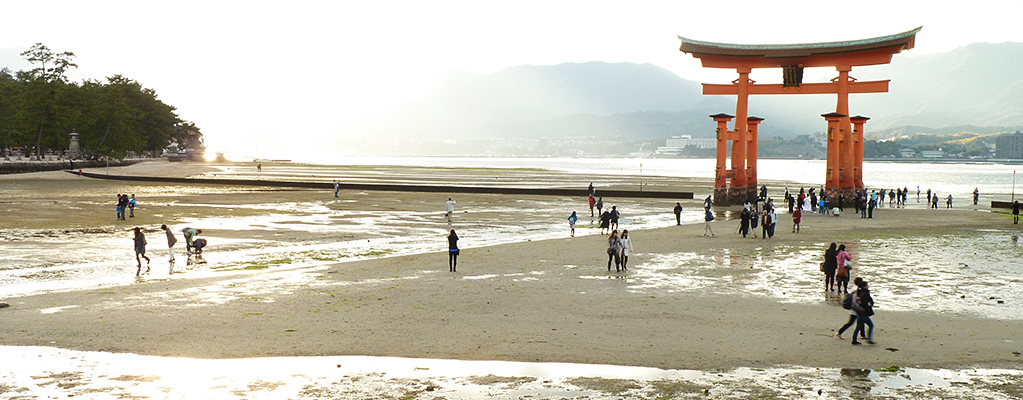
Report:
20,43,77,158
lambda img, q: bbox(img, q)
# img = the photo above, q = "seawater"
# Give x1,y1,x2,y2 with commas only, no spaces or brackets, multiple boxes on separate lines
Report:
279,156,1023,200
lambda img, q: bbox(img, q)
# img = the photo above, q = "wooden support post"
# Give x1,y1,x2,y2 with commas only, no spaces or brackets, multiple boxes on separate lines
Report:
710,113,734,205
822,112,847,191
850,116,870,190
746,116,764,203
730,68,751,204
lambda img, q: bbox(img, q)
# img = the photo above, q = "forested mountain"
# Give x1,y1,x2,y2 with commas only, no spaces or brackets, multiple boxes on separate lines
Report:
348,43,1023,156
0,44,202,159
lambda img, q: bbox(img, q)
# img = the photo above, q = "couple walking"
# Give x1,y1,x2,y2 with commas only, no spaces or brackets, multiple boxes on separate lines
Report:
605,229,633,272
835,277,876,345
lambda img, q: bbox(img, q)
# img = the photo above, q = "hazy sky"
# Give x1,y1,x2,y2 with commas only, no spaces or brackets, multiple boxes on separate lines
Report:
2,1,1021,158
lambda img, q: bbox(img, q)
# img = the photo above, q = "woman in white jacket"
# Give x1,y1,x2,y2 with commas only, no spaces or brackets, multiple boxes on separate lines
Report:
620,229,634,270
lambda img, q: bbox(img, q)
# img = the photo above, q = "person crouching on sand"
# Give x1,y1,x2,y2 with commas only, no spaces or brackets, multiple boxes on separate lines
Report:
134,227,150,276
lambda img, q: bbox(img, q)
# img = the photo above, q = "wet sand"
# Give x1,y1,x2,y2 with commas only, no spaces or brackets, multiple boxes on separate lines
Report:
1,161,1021,371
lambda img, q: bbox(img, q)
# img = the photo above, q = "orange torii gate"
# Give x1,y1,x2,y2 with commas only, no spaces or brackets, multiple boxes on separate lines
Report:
679,27,921,205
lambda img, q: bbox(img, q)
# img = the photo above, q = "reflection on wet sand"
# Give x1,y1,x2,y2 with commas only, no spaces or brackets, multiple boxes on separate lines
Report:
1,346,1019,400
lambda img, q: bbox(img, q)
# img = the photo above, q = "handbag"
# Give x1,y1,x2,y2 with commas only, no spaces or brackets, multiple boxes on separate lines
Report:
607,247,615,255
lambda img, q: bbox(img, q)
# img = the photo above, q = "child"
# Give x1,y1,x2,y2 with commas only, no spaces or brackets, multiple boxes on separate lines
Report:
792,208,801,233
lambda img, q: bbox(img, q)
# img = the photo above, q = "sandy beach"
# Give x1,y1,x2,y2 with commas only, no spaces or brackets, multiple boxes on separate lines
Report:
1,161,1021,374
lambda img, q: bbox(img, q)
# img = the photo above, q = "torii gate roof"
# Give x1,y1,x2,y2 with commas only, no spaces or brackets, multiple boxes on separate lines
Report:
679,27,921,68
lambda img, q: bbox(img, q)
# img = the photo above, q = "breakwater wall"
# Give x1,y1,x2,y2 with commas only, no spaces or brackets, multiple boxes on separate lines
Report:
71,171,694,199
1,159,141,174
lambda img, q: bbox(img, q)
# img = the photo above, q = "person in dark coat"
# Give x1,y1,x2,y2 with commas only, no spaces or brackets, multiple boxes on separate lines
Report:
851,280,876,345
822,243,838,291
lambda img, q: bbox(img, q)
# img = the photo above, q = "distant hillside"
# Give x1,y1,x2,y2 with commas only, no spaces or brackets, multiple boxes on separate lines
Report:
360,62,725,140
346,43,1023,156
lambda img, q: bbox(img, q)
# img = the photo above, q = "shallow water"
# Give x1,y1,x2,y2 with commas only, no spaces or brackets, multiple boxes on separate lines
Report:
0,182,701,298
1,346,1020,400
628,229,1023,320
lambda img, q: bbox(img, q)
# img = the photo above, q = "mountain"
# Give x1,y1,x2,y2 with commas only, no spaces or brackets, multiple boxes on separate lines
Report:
346,44,1023,156
359,62,725,140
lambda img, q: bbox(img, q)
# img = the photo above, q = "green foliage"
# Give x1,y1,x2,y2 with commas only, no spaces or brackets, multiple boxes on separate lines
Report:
0,43,202,159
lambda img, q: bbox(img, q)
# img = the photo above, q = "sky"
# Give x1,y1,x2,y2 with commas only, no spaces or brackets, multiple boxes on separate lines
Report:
2,0,1022,159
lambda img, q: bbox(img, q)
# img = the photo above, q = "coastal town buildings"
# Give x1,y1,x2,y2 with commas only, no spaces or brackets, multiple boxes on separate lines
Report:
654,135,716,156
995,131,1023,159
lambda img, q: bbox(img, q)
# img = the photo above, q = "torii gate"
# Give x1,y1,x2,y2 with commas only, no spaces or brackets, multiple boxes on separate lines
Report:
678,27,921,205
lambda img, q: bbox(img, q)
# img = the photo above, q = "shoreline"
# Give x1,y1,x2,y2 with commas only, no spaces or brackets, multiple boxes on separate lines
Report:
0,161,1021,372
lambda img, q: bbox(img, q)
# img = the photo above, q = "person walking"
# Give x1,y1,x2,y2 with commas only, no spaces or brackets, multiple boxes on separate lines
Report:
926,188,932,207
447,229,459,272
946,194,953,208
931,193,939,209
598,210,611,235
851,280,876,345
792,208,802,233
822,243,838,292
128,194,137,218
739,206,751,238
1013,200,1020,224
835,244,854,294
588,195,596,217
181,227,201,255
704,195,713,209
673,202,683,226
134,227,150,276
596,197,604,216
620,229,634,271
609,206,620,231
702,207,715,237
161,224,177,262
333,180,340,198
761,208,770,239
606,230,623,272
973,188,979,205
445,197,456,222
835,277,865,340
749,206,759,238
767,207,778,238
568,211,578,237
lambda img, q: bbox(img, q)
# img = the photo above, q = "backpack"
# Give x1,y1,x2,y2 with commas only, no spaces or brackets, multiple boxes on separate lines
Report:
842,293,853,310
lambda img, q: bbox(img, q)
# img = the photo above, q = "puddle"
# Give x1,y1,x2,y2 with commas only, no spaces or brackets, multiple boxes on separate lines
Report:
0,346,1019,399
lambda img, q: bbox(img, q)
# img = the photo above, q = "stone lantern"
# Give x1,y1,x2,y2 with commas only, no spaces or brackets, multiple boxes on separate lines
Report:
68,130,81,159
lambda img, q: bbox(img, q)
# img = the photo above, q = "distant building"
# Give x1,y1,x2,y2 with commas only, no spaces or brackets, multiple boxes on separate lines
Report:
995,131,1023,159
899,148,916,158
920,150,945,158
655,135,716,156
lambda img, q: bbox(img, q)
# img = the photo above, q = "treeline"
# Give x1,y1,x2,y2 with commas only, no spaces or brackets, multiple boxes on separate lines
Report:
0,43,203,160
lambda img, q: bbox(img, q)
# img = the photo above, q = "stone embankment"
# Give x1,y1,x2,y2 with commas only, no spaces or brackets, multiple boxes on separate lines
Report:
0,159,143,174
